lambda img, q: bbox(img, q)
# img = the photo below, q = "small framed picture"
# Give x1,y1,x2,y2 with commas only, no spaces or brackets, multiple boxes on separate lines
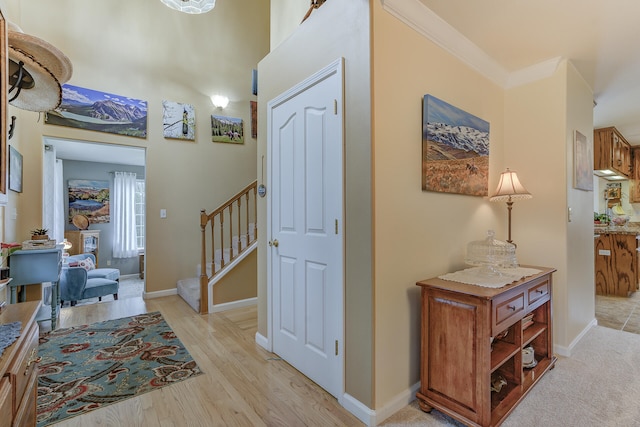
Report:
9,145,22,193
574,130,593,191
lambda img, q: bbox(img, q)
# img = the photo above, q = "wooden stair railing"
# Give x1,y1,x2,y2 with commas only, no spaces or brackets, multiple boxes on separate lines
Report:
199,180,258,314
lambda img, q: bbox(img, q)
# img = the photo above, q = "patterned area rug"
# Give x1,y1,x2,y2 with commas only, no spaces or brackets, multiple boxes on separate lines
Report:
36,312,202,426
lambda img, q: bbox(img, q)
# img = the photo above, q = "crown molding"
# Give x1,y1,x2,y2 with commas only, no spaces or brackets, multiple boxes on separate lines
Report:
506,56,562,89
381,0,560,89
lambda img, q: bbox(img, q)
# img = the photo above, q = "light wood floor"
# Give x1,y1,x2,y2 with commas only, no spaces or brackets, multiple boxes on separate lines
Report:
41,295,364,427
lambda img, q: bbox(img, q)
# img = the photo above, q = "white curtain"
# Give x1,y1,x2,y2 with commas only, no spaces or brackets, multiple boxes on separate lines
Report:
113,172,138,258
42,145,64,243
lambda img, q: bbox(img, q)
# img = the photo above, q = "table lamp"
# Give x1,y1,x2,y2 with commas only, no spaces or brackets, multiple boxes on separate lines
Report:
490,168,532,244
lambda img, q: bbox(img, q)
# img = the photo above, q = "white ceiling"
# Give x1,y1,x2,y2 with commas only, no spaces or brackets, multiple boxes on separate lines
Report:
43,137,145,167
395,0,640,144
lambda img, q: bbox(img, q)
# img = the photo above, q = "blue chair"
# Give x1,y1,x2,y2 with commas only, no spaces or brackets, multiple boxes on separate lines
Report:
67,253,120,282
59,265,119,306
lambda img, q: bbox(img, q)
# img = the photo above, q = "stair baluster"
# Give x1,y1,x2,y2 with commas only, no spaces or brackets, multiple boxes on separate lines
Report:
198,180,257,313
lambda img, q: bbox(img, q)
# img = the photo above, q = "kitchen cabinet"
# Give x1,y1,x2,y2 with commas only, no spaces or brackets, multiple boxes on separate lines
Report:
594,127,632,178
630,147,640,203
65,230,100,266
594,231,639,296
415,267,556,427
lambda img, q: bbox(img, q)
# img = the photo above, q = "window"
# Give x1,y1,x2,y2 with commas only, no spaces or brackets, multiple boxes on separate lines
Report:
135,179,145,250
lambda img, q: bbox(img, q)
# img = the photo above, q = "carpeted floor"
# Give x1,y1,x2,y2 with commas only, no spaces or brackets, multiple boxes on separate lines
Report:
381,325,640,427
36,311,202,427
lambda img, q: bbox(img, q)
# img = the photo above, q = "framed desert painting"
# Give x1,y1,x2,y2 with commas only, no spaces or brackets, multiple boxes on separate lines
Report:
422,95,490,196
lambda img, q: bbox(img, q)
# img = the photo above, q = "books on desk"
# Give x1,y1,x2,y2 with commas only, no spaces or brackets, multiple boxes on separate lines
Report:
21,240,57,250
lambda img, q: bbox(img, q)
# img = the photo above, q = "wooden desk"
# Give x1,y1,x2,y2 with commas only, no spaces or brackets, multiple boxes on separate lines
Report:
416,266,556,427
9,248,62,329
0,301,40,427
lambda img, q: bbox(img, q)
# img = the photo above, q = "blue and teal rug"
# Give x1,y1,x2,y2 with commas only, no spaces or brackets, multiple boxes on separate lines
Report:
36,312,202,426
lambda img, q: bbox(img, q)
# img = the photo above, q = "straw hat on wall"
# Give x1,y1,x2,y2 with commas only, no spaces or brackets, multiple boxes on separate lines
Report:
7,22,72,112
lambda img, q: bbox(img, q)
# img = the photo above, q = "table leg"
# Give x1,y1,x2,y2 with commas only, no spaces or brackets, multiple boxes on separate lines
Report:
51,282,58,329
10,286,16,304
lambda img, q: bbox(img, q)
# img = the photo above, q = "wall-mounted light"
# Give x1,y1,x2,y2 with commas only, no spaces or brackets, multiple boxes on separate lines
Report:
211,95,229,109
160,0,215,14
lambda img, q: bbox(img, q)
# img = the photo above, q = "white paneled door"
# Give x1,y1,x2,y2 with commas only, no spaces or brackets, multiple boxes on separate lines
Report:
267,58,344,399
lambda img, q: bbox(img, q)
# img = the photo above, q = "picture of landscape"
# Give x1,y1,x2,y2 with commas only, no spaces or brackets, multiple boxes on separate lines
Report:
211,115,244,144
45,84,148,138
68,179,110,224
422,94,490,196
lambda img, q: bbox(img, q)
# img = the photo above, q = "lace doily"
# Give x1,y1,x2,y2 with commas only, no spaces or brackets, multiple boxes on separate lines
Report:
438,267,542,288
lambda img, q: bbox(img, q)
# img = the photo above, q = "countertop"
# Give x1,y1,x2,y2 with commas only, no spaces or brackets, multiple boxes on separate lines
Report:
595,223,640,235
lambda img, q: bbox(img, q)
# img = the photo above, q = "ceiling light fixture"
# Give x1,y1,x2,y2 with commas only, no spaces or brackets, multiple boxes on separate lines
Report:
160,0,215,14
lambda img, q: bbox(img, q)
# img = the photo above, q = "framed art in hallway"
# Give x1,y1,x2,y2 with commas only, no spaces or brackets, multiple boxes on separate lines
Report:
422,94,490,196
574,130,593,191
44,84,148,138
162,100,195,141
211,115,244,144
9,145,22,193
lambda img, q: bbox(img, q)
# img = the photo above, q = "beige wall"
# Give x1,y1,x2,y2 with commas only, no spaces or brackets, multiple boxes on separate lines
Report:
259,0,374,407
214,250,257,304
270,0,309,50
564,62,596,347
504,61,595,352
1,0,268,293
372,1,506,408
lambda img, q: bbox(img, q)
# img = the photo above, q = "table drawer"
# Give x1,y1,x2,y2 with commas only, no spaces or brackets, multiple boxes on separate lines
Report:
492,290,525,335
13,369,37,427
0,376,12,427
7,322,39,412
527,278,550,308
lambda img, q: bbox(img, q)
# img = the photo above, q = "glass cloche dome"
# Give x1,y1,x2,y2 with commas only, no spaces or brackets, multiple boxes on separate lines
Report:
465,230,518,276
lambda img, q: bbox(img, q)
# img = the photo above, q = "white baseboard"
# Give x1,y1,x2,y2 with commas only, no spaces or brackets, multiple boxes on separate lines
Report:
341,394,376,426
120,273,141,280
255,332,269,351
211,297,257,313
143,288,177,299
554,318,597,357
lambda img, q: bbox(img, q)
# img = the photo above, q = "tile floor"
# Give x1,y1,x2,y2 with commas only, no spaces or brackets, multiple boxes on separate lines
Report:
596,291,640,333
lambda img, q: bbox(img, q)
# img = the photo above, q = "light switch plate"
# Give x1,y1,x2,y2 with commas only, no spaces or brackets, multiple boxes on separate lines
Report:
160,209,167,218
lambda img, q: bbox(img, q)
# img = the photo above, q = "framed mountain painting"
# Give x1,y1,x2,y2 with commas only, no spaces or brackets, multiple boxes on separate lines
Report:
422,94,490,196
45,84,148,138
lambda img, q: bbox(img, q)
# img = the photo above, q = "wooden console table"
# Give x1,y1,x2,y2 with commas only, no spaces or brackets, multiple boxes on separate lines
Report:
0,301,41,427
416,266,556,427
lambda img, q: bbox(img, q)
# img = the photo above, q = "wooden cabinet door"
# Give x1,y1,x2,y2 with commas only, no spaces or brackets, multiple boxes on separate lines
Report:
630,148,640,203
612,131,631,177
595,234,614,296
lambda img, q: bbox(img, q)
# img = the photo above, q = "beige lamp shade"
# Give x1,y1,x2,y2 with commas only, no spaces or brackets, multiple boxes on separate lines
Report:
490,168,532,202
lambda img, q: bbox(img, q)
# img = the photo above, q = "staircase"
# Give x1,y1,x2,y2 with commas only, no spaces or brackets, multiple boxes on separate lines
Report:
177,181,258,314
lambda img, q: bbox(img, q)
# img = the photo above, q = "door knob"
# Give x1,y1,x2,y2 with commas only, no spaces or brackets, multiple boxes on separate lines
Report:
268,239,279,247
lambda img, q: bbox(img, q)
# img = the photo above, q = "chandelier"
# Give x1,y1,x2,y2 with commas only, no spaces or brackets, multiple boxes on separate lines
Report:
161,0,216,14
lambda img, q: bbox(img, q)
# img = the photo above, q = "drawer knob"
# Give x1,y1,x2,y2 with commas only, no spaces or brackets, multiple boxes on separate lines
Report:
24,348,41,375
507,305,517,311
536,289,545,294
